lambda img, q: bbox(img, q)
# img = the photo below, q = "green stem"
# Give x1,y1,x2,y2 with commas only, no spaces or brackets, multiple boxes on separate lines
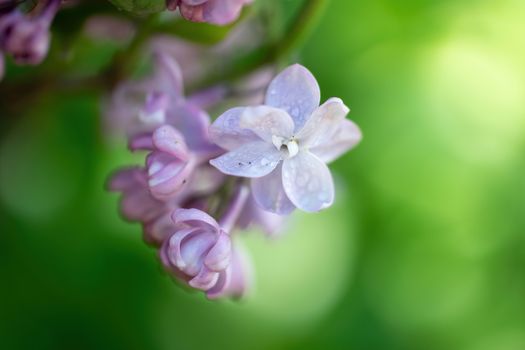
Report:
104,15,159,89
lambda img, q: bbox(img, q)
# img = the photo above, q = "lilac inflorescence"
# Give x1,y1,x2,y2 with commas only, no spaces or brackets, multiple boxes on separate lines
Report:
108,53,361,299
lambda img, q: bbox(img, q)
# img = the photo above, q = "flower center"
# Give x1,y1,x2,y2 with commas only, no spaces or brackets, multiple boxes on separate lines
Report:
138,91,169,125
272,135,299,158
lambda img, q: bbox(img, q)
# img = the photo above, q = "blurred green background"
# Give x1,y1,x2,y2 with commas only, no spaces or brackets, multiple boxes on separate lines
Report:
1,0,525,349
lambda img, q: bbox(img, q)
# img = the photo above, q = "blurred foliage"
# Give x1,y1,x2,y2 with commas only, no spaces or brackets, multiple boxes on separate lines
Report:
1,0,525,349
108,0,166,16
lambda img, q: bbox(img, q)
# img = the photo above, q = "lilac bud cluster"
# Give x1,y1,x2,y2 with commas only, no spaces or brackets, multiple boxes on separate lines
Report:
108,52,362,299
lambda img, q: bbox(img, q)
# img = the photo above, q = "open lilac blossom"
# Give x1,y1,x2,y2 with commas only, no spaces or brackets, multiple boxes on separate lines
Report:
0,0,60,65
167,0,252,25
209,64,362,214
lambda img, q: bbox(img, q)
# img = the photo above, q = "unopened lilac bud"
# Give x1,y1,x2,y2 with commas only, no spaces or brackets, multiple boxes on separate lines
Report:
0,0,60,65
160,208,232,292
139,125,196,200
4,19,49,64
107,167,167,223
143,211,176,246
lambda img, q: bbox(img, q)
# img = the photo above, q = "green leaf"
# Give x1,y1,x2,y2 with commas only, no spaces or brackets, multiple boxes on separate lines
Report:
107,0,165,16
154,20,235,45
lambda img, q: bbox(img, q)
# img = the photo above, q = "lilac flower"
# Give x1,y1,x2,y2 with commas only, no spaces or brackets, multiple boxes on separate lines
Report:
108,158,226,245
0,0,60,65
160,208,249,298
106,52,183,137
107,53,218,153
168,0,252,26
209,64,362,214
107,167,178,245
131,124,204,200
159,183,252,299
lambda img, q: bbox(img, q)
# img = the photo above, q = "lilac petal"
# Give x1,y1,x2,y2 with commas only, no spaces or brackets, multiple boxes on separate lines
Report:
189,267,219,290
204,232,232,271
166,103,217,153
180,0,249,25
209,141,281,178
310,119,362,163
153,52,184,96
187,85,227,110
204,0,250,25
128,132,154,151
119,188,164,223
107,168,166,223
206,270,230,300
142,212,176,247
296,98,349,147
107,167,146,192
239,105,294,143
265,64,320,132
282,151,334,212
237,196,286,237
179,230,216,275
139,91,169,126
209,107,260,151
167,228,198,268
172,208,220,230
152,125,189,161
184,0,209,5
185,164,226,196
146,153,193,199
207,245,252,300
251,165,295,215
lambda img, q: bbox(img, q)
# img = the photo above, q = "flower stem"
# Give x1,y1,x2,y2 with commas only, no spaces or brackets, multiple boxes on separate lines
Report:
105,15,159,89
218,183,250,233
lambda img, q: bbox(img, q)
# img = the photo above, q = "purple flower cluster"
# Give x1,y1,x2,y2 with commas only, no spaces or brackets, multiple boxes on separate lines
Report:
0,0,61,78
108,52,361,299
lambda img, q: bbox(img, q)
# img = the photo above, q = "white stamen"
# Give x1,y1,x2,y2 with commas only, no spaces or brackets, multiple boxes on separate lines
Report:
139,109,166,125
272,134,300,158
286,140,299,157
